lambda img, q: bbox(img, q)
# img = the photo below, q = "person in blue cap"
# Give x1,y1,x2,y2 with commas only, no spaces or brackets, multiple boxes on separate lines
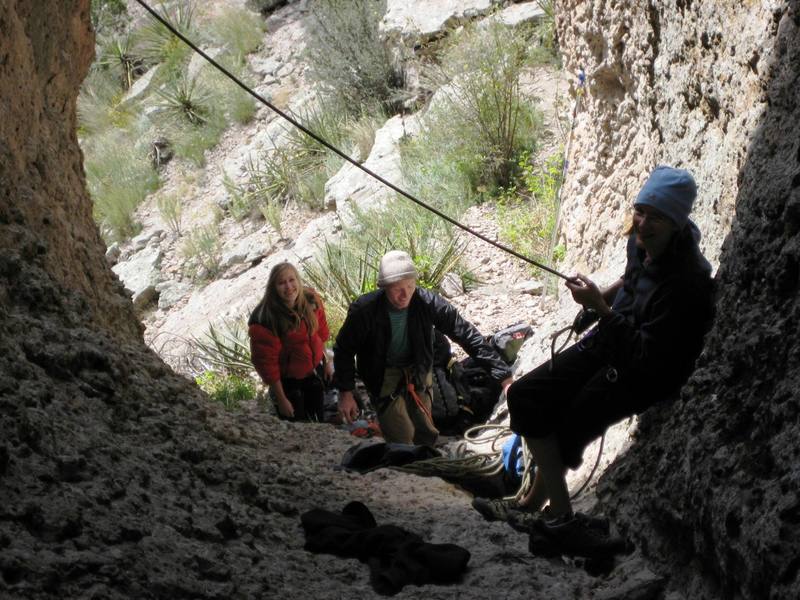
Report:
473,166,715,557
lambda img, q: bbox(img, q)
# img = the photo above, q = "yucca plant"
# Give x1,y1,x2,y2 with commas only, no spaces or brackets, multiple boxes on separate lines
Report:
190,321,252,377
156,75,213,125
96,33,143,90
134,0,196,75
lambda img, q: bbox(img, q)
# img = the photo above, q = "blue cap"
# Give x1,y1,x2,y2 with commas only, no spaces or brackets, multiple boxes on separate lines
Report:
634,166,697,227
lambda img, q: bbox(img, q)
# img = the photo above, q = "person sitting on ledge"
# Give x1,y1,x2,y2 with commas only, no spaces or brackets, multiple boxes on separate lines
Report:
473,166,715,555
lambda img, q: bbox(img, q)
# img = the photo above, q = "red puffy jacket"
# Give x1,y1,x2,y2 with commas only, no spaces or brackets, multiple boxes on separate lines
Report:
249,296,330,384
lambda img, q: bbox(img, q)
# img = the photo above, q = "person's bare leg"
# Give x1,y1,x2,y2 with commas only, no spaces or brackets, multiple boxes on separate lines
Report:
525,434,571,517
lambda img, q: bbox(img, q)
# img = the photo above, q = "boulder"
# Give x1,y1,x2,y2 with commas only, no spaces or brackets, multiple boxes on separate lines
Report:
155,280,193,311
324,114,420,226
112,245,163,310
381,0,500,42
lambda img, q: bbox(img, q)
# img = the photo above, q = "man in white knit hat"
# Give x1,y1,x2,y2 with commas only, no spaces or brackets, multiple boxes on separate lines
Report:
333,250,512,445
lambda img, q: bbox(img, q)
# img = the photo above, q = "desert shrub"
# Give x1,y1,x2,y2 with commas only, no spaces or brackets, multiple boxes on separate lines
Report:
305,0,406,115
191,321,252,376
181,224,223,281
304,203,467,334
245,99,350,209
77,70,137,136
497,150,564,269
134,1,196,77
91,0,128,35
83,127,160,242
196,371,255,409
96,33,144,90
156,192,183,235
411,21,543,194
198,54,258,125
205,6,265,57
530,0,560,65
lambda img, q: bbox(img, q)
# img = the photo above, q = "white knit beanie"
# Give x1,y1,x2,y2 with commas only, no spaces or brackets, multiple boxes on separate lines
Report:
377,250,418,287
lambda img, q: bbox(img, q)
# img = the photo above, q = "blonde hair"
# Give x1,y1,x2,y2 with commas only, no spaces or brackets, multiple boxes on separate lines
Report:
249,262,318,337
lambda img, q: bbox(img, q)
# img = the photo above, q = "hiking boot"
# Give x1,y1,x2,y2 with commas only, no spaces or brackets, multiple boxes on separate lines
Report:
539,506,610,535
530,513,627,559
472,497,528,522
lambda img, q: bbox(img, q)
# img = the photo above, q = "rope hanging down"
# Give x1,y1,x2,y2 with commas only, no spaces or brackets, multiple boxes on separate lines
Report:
133,0,574,282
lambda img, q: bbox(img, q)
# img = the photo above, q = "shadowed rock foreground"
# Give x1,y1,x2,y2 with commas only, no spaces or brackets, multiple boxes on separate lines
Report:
1,1,799,599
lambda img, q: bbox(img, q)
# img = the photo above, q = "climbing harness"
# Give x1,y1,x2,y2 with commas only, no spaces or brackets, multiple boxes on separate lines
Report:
133,0,577,282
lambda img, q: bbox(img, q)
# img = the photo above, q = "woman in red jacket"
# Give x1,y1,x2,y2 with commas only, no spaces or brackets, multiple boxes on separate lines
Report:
248,262,331,421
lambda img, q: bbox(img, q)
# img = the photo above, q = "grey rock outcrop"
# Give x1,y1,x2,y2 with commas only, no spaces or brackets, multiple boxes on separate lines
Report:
112,245,163,310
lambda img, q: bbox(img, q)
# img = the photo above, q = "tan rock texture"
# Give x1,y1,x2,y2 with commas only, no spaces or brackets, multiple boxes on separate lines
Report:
0,0,138,338
556,0,778,274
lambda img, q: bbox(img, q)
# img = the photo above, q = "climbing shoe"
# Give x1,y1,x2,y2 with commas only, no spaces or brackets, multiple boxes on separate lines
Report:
471,497,528,522
511,507,609,535
529,513,627,560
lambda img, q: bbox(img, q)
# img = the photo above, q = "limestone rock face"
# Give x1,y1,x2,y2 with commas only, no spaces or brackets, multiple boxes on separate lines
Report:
554,1,800,597
555,0,776,275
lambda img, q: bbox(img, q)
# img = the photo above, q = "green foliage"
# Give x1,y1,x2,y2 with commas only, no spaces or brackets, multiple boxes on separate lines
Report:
96,34,143,90
181,224,223,281
156,192,183,235
191,321,253,376
205,6,265,58
245,100,350,209
91,0,128,35
195,371,255,409
83,128,159,242
134,1,196,76
198,55,257,125
497,150,564,269
305,0,407,115
77,70,136,136
531,0,560,64
401,22,543,214
156,75,213,125
304,204,468,334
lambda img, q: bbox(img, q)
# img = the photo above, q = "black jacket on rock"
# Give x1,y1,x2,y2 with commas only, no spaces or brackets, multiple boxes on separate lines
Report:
333,287,511,399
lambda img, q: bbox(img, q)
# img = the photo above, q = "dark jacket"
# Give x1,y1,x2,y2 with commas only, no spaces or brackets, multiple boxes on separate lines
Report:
333,287,511,398
592,222,715,392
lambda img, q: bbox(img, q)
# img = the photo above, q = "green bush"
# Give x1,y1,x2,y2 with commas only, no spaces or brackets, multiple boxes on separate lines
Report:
91,0,128,35
77,69,136,136
181,224,223,281
191,321,252,376
205,6,265,58
196,371,256,410
96,33,143,91
156,192,183,235
305,0,406,115
198,54,258,125
83,127,160,242
497,150,564,270
134,1,196,77
245,100,350,209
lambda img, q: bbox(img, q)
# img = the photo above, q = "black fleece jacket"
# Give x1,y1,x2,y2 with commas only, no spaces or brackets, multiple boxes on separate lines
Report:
333,287,511,398
592,223,715,391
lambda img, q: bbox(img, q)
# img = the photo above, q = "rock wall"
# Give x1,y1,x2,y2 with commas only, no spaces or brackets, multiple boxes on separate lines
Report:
556,0,778,275
556,1,800,598
0,0,139,338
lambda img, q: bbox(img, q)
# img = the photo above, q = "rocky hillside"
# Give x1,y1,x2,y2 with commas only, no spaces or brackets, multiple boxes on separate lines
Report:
1,0,799,599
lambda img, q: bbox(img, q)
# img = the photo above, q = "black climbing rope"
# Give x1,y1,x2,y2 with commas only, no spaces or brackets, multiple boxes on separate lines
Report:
133,0,575,281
